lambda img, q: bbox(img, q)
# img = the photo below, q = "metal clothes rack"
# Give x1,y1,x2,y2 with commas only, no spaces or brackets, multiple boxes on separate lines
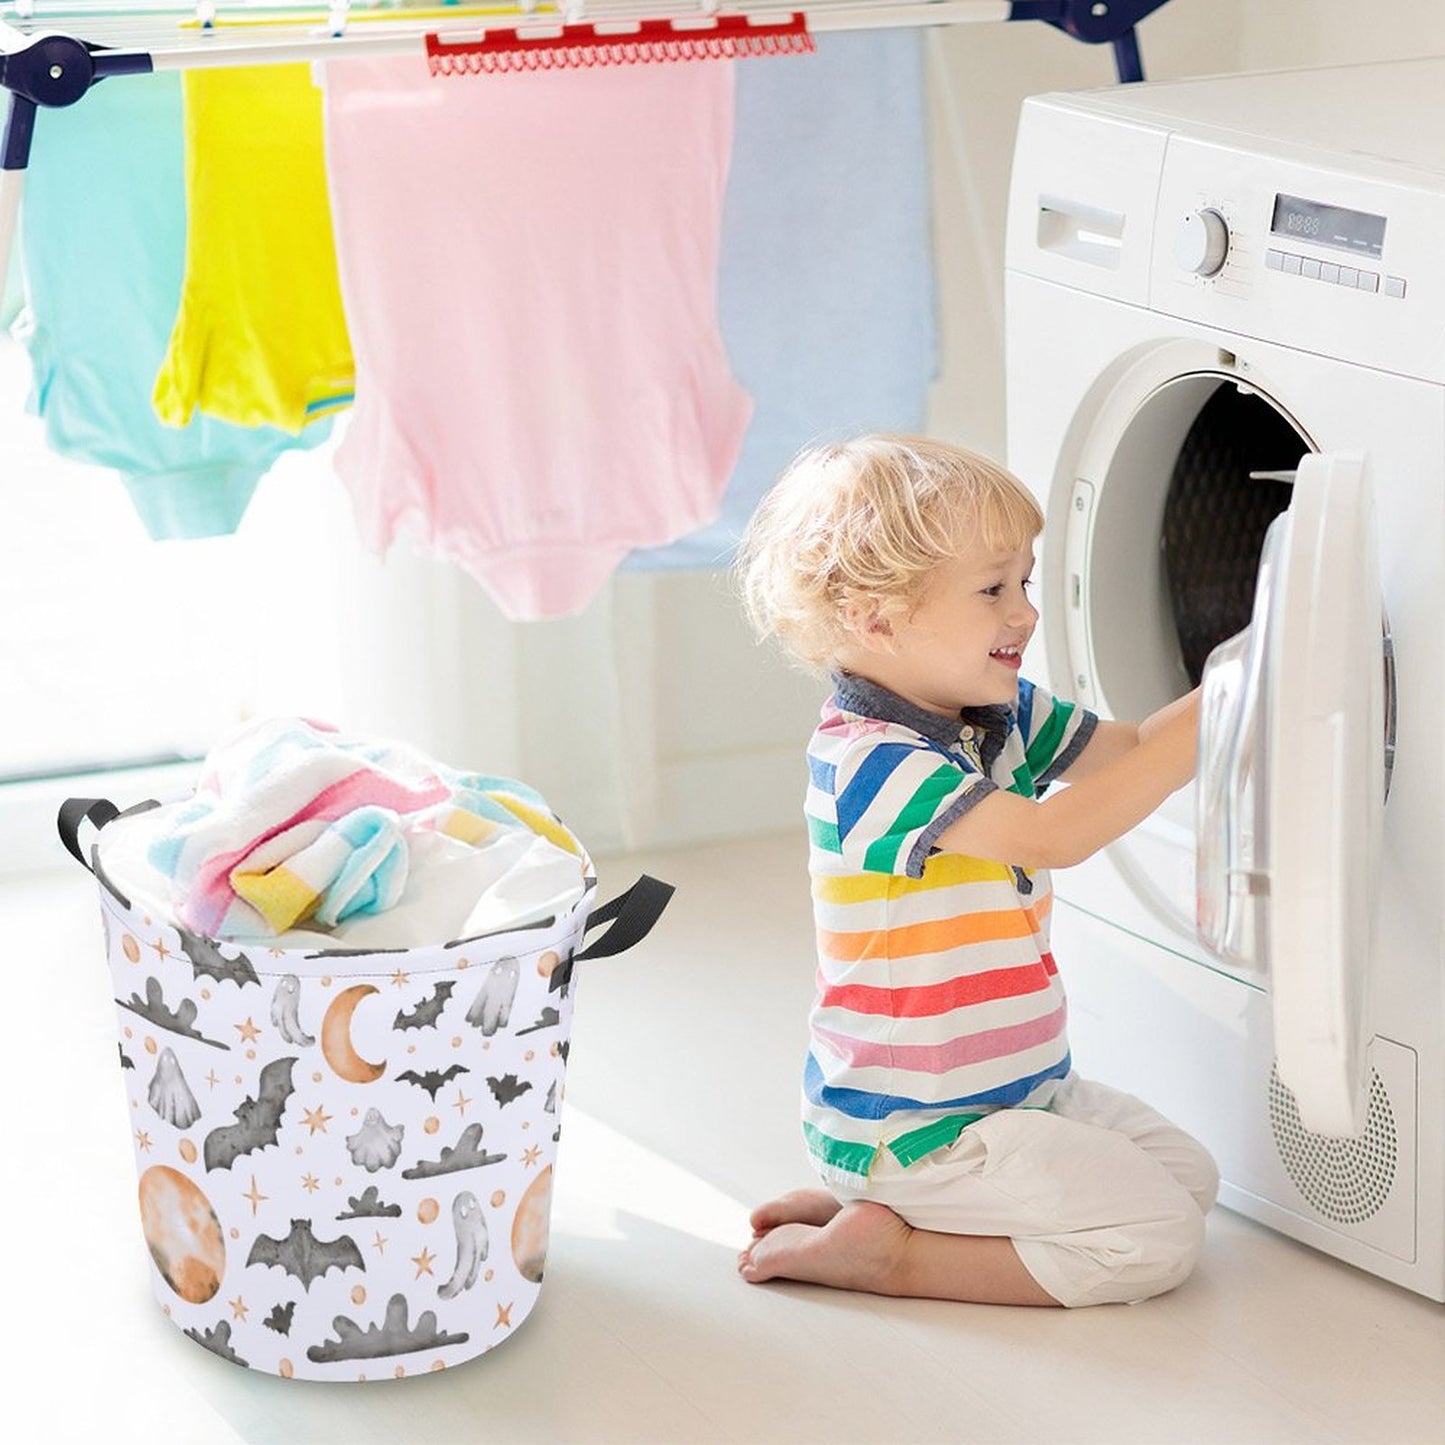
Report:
0,0,1171,320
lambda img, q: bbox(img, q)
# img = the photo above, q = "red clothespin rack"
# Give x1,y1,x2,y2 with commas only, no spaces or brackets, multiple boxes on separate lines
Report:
425,13,815,74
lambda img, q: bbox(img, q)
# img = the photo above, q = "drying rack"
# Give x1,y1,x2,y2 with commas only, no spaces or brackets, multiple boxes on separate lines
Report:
0,0,1170,305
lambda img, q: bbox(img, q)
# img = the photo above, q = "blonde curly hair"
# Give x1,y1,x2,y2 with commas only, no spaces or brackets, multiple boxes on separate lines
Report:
736,434,1044,673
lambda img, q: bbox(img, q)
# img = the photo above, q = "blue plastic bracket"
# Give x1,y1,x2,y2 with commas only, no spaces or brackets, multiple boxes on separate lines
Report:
0,35,151,169
1009,0,1174,83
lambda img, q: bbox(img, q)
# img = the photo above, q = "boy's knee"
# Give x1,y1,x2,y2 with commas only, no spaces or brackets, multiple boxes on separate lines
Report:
1153,1199,1208,1293
1051,1199,1209,1307
1187,1148,1221,1216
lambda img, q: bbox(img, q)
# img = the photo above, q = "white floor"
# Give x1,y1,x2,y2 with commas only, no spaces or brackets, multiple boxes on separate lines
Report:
7,830,1444,1444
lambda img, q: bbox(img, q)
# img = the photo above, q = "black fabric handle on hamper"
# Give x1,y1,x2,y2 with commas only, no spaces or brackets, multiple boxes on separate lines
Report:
57,797,122,871
576,874,675,960
57,796,160,872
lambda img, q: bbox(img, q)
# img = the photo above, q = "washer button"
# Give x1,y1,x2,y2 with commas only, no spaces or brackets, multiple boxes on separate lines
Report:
1385,276,1407,298
1339,266,1358,287
1321,263,1340,283
1282,253,1302,275
1301,258,1322,279
1266,248,1285,270
1357,271,1380,292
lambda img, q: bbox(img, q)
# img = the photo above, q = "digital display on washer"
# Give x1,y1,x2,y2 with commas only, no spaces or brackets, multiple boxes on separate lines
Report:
1270,193,1386,258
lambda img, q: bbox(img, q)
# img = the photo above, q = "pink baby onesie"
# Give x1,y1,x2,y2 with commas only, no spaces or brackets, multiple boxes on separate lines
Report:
321,55,752,620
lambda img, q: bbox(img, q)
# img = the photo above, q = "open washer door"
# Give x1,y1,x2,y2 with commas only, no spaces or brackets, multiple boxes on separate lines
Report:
1197,452,1386,1136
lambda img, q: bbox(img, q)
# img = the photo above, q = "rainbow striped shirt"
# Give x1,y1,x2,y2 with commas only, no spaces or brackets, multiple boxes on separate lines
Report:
802,673,1098,1181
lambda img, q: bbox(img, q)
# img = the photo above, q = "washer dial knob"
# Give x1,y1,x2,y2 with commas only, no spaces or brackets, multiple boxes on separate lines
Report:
1174,208,1231,277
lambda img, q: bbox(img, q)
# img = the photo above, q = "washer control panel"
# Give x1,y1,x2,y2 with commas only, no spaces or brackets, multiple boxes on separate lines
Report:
1264,247,1406,297
1174,208,1231,276
1151,132,1444,381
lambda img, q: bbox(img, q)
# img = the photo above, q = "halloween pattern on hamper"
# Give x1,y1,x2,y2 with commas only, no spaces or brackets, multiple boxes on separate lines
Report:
100,871,589,1380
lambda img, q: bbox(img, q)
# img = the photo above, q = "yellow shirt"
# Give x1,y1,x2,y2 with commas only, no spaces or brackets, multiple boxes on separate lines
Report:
153,63,353,434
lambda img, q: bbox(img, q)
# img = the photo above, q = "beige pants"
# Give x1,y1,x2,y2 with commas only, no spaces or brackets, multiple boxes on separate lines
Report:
827,1074,1219,1307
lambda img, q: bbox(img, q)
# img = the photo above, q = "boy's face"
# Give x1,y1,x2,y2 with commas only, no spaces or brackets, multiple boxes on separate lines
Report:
863,537,1039,717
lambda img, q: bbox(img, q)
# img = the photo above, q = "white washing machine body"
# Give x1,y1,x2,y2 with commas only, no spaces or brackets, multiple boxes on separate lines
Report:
1005,58,1445,1299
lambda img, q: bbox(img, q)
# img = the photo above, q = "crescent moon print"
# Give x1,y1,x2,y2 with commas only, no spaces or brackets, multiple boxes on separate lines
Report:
438,1191,488,1300
270,975,314,1048
321,984,386,1084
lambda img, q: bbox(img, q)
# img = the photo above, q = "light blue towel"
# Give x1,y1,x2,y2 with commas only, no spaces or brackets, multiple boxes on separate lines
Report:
13,72,329,540
625,31,938,571
1,224,20,332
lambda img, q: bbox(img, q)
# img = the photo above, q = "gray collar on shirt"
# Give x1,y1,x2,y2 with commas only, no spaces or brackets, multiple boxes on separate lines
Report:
830,672,1014,753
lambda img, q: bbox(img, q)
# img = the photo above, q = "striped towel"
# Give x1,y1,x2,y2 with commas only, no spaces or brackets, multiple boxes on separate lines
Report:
148,717,581,941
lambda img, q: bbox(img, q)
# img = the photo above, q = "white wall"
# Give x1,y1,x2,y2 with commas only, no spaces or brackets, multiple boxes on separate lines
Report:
347,0,1445,859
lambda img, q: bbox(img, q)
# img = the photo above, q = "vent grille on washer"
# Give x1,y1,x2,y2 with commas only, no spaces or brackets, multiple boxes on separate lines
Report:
1268,1064,1397,1225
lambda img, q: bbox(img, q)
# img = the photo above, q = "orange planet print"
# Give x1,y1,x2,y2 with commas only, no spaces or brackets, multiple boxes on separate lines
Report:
137,1166,226,1304
511,1166,553,1284
418,1198,440,1225
122,934,141,964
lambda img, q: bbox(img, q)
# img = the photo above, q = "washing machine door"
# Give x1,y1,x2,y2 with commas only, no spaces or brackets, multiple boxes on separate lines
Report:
1197,451,1385,1137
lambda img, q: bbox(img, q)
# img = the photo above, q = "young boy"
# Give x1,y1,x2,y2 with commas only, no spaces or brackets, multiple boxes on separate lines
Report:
735,434,1217,1308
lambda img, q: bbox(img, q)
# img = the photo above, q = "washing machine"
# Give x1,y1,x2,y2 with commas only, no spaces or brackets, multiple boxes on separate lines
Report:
1004,56,1445,1300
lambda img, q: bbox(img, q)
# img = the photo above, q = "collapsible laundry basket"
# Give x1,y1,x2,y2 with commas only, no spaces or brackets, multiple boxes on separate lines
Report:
60,796,671,1382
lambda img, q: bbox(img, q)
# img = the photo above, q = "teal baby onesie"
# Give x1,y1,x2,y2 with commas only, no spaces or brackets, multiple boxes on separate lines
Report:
13,71,329,539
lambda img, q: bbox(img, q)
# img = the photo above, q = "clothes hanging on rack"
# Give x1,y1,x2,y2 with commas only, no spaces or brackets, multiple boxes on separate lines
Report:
13,70,330,540
151,63,355,435
321,51,751,621
624,28,938,571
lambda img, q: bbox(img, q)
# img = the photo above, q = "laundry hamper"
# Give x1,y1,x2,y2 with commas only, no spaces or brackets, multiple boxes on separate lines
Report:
59,796,672,1382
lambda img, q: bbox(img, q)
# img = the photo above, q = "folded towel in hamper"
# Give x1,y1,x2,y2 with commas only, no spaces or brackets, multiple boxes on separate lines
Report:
145,717,581,941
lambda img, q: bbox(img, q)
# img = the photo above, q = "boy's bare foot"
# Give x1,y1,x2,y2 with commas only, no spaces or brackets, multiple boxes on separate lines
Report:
739,1200,911,1292
738,1198,1061,1306
748,1188,842,1238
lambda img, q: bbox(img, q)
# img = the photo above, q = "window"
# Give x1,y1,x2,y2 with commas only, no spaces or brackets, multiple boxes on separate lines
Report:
0,331,350,862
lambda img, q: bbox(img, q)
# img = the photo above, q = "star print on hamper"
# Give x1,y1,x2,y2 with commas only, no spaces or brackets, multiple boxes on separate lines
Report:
302,1104,333,1136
